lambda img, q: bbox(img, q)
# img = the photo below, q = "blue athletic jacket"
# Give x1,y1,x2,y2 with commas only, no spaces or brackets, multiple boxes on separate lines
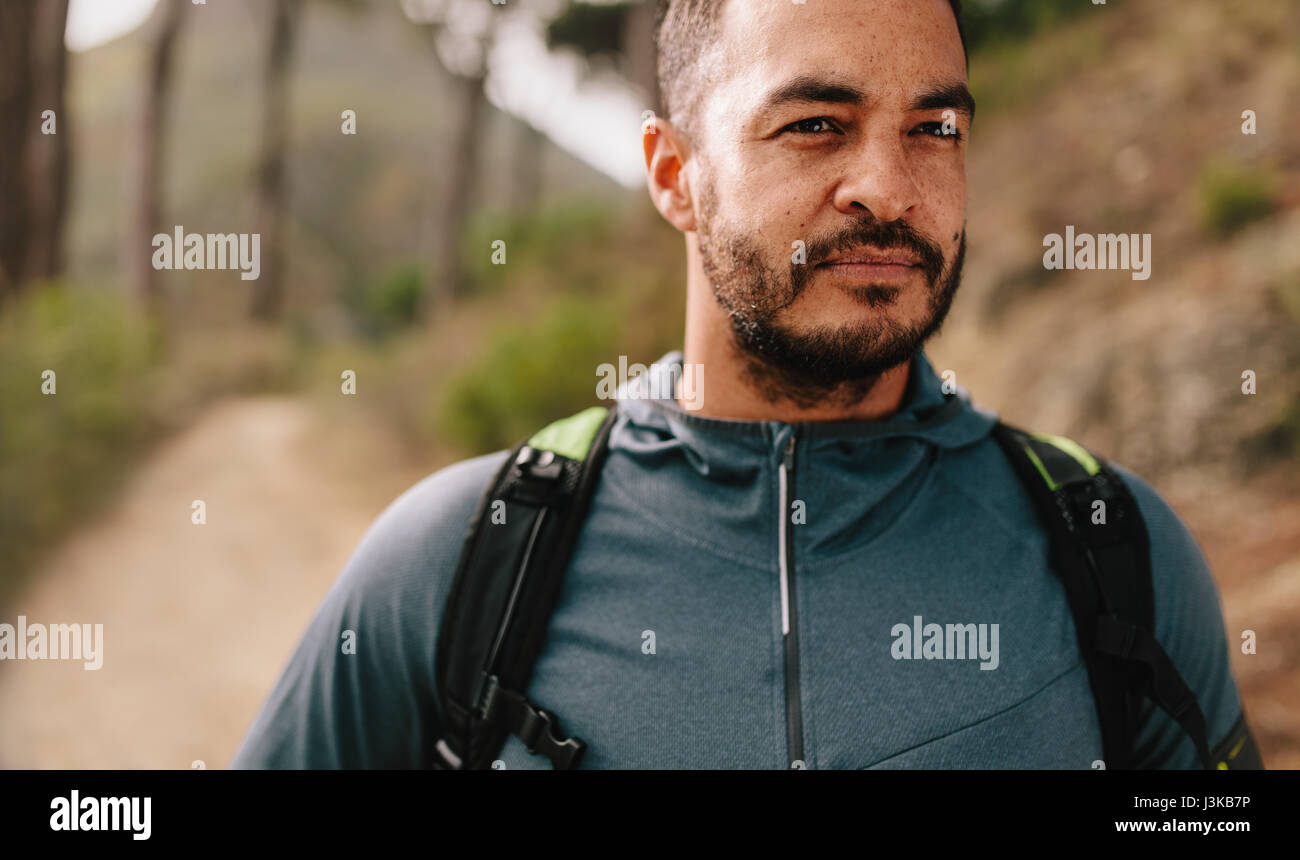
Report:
230,350,1244,769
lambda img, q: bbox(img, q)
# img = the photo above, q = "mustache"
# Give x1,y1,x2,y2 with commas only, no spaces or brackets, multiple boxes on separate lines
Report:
792,219,948,298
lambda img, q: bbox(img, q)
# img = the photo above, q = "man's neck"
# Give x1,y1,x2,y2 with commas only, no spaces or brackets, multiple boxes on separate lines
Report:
678,278,914,423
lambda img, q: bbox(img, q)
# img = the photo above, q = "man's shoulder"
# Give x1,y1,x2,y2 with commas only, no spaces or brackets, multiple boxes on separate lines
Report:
340,449,511,594
1106,463,1215,596
228,449,512,769
941,434,1232,661
942,431,1214,582
368,450,510,550
306,446,513,647
1106,462,1245,765
955,435,1243,765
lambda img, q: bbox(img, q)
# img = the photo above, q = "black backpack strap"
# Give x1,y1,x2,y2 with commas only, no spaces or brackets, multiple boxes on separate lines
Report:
992,422,1219,769
1208,710,1264,770
431,405,618,770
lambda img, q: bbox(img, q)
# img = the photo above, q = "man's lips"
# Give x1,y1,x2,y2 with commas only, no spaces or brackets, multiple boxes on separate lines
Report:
817,248,921,267
815,249,921,285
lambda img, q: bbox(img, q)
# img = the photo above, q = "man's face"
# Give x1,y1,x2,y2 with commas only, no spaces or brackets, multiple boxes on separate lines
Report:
690,0,971,389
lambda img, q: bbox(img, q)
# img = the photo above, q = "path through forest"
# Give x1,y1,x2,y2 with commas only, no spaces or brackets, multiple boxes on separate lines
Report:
0,396,429,768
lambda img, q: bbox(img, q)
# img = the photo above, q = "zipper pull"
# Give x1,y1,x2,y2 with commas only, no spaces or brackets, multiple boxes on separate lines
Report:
783,433,796,469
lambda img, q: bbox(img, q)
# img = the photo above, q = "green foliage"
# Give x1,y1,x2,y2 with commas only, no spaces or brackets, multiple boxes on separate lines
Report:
0,284,159,604
1197,160,1280,238
366,263,425,334
1245,394,1300,470
966,0,1110,116
0,283,310,604
546,1,628,61
337,262,427,340
1279,273,1300,330
961,0,1110,54
438,198,684,455
436,295,625,454
464,200,616,295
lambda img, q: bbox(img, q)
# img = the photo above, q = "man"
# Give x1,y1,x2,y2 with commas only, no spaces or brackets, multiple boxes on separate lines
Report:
232,0,1256,769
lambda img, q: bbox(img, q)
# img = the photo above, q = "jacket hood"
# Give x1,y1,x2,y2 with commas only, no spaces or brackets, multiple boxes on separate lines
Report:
605,349,1001,564
615,348,999,463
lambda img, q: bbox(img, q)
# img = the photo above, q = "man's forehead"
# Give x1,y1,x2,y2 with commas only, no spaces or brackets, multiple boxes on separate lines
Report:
709,0,966,113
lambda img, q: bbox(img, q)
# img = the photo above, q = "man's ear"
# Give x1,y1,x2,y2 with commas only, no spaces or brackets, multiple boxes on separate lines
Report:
643,116,697,233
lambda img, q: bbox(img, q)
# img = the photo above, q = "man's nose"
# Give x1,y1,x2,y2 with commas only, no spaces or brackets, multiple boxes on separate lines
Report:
830,130,922,223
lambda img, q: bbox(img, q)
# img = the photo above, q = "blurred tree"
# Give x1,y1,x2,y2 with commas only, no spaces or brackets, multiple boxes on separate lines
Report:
546,0,659,111
23,0,71,286
249,0,304,322
0,1,36,301
128,0,188,311
0,0,71,300
511,119,544,215
402,0,502,315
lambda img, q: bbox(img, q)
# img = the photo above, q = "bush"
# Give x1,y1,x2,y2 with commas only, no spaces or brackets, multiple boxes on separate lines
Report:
1197,160,1279,237
463,200,616,296
0,284,160,604
343,262,426,339
436,295,626,454
961,0,1109,54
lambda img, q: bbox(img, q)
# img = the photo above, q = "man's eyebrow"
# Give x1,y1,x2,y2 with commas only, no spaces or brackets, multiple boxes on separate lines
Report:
908,82,976,120
754,75,867,114
754,76,976,123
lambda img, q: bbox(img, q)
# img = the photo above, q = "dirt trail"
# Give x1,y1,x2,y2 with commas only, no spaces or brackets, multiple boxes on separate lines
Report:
0,396,429,769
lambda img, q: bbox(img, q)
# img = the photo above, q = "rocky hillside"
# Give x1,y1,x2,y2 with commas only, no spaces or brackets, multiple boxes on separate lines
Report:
930,0,1300,766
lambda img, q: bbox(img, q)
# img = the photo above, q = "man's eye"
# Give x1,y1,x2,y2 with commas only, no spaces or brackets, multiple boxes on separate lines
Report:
783,117,842,136
912,121,963,141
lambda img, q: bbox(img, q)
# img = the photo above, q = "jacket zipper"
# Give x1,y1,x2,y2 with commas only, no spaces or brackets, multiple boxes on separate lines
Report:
778,432,805,767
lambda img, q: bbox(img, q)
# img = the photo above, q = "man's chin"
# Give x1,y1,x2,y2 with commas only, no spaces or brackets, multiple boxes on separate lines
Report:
774,300,931,345
732,318,922,385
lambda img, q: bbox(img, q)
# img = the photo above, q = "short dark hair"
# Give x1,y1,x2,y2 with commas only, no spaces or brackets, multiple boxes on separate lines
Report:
654,0,966,139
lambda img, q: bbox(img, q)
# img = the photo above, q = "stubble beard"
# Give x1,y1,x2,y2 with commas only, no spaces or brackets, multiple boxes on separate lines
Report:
695,173,966,410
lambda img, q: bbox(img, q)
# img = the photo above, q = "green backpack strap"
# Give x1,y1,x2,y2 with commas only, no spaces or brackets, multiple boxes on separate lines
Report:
992,421,1254,769
432,405,618,770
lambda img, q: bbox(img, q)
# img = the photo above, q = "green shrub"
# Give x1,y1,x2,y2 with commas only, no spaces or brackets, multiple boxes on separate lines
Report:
961,0,1112,54
1279,273,1300,329
436,295,625,454
463,199,617,295
1244,395,1300,471
1197,160,1279,237
364,263,424,332
0,283,160,603
343,262,427,339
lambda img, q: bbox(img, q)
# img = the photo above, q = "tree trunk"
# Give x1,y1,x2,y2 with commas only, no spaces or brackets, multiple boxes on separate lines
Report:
23,0,72,284
511,119,544,215
622,0,659,113
432,65,489,310
249,0,302,322
0,1,37,300
129,0,187,310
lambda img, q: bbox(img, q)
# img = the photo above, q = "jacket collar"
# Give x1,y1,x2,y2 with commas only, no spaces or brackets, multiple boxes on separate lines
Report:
615,349,998,454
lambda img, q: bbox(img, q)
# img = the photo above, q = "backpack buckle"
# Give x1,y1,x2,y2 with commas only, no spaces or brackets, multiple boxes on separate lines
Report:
514,446,563,481
477,672,586,769
517,704,586,769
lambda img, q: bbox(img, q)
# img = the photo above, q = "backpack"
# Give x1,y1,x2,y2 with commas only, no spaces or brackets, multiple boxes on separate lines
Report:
429,403,1262,770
